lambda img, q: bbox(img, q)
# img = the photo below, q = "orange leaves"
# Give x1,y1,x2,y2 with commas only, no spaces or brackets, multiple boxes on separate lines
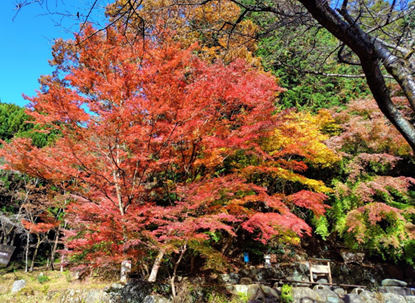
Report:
108,0,260,64
22,219,59,234
287,191,329,217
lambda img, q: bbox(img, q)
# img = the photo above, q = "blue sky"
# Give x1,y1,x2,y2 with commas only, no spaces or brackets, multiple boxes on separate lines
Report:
0,1,109,107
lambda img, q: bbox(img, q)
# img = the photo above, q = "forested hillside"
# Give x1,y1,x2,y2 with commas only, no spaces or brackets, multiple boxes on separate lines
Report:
2,0,415,300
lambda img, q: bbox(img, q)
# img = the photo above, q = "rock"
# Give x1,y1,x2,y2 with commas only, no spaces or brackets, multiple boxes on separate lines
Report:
343,293,365,303
381,278,408,287
227,284,278,302
57,289,112,303
226,284,249,296
256,267,284,282
359,290,381,303
313,284,330,291
58,289,87,303
187,276,206,286
227,284,261,301
240,277,253,285
239,268,258,280
331,263,383,288
247,284,265,301
121,279,153,303
333,287,346,297
104,283,124,293
292,287,319,303
11,280,26,293
219,273,241,284
85,290,111,303
143,295,171,303
218,274,230,284
340,250,365,264
378,286,415,296
292,269,309,282
229,272,242,284
260,285,279,299
314,288,340,303
382,293,406,303
405,296,415,303
350,288,365,295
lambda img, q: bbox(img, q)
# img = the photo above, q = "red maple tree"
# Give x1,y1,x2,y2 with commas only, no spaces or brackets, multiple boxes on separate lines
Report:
1,25,331,280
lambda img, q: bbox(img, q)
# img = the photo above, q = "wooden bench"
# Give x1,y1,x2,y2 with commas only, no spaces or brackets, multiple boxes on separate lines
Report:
309,258,332,285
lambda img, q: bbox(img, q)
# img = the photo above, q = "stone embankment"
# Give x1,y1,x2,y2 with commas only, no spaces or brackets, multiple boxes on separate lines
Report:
226,278,415,302
51,277,415,302
12,260,415,302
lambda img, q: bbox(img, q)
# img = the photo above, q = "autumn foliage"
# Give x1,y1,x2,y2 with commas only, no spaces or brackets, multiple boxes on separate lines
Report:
107,0,260,64
0,25,337,275
326,97,415,262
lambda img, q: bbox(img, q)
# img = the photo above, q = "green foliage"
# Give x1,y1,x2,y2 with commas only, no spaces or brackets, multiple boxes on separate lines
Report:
256,26,370,111
0,103,32,141
281,284,293,303
236,292,249,303
325,98,415,263
0,102,58,148
37,274,50,284
312,215,330,240
207,292,229,303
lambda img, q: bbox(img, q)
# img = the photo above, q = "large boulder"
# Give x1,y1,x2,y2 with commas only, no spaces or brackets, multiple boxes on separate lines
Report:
359,290,381,303
405,296,415,303
381,279,407,287
378,286,415,296
121,279,153,303
314,288,340,303
292,287,319,303
381,293,406,303
331,263,383,288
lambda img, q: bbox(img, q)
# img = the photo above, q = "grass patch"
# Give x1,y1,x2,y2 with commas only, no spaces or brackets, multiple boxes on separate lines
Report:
0,268,116,303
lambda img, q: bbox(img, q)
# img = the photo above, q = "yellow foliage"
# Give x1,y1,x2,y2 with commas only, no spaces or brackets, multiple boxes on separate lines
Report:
107,0,260,64
263,110,340,168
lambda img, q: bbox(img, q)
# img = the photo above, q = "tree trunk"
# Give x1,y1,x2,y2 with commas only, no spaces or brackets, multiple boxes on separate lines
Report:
30,233,41,272
298,0,415,152
11,230,17,246
148,250,164,282
50,228,60,270
190,254,195,274
171,244,187,298
25,231,30,273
